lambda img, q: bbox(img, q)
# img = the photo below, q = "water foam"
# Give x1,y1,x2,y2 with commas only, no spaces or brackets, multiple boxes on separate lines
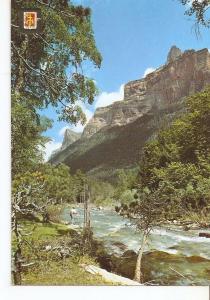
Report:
151,228,210,244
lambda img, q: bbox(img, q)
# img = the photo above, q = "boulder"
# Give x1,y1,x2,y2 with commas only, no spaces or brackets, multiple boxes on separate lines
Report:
199,232,210,238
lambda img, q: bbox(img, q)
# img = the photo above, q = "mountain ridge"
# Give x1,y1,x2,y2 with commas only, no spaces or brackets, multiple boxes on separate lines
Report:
50,46,210,180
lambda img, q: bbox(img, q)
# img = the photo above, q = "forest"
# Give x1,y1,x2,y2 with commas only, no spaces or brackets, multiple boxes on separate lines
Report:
11,0,210,285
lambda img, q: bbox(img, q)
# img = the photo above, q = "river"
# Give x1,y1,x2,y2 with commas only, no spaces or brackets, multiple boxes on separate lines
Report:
61,207,210,285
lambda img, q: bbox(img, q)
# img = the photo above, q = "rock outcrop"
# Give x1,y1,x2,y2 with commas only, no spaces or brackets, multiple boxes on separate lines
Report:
83,47,210,140
167,45,182,64
61,129,81,150
50,47,210,180
49,129,81,160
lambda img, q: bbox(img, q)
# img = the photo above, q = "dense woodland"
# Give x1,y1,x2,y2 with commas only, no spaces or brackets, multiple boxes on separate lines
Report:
11,0,104,285
11,0,210,285
137,88,210,216
117,88,210,282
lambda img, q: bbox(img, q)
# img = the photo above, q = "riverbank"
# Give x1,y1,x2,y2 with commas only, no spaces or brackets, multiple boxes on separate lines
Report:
18,204,210,286
60,205,210,285
65,203,210,230
14,219,116,285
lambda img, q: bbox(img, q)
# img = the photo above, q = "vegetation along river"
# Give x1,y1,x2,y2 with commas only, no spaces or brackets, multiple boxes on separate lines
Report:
61,207,210,285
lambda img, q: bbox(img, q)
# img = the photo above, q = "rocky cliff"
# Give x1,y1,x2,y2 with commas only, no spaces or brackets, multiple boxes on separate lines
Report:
61,129,81,150
50,47,210,180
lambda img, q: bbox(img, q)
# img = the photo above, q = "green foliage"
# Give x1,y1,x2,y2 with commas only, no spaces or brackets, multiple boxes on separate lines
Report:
73,169,88,196
17,221,113,285
120,189,136,205
38,163,77,204
22,256,112,285
114,169,137,202
179,0,210,28
12,170,47,222
11,0,102,123
11,96,52,175
13,164,88,211
137,87,210,216
90,180,115,206
11,0,102,185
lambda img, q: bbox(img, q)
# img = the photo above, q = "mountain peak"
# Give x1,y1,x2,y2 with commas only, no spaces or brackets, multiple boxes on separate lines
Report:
61,128,81,150
167,45,182,64
50,47,210,179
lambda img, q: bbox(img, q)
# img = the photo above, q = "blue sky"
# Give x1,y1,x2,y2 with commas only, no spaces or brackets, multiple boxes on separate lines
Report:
43,0,210,159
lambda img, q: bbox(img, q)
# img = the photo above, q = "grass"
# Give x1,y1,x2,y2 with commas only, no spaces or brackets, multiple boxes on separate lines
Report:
178,212,210,228
22,255,113,286
25,220,74,238
14,220,114,286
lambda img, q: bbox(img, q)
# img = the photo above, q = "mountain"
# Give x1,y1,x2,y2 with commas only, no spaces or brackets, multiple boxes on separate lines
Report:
61,129,81,150
49,129,81,160
50,46,210,180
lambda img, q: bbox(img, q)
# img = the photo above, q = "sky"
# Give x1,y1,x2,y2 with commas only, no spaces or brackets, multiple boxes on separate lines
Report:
42,0,210,160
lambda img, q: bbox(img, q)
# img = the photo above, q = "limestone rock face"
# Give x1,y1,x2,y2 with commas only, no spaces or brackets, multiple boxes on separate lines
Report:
167,46,182,64
82,99,150,139
83,47,210,139
61,129,81,150
50,47,210,179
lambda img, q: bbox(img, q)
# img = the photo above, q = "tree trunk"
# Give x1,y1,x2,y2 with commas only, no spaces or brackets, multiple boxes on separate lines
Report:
14,37,28,94
13,247,22,285
134,232,148,283
12,210,22,285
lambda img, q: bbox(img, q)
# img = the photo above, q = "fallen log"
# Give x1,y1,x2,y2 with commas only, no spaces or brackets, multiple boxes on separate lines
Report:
80,264,141,286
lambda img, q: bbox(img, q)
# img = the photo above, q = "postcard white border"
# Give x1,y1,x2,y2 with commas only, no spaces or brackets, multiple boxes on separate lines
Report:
0,0,209,299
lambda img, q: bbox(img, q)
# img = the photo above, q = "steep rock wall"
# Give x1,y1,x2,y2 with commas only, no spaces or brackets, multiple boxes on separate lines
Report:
50,47,210,179
83,48,210,139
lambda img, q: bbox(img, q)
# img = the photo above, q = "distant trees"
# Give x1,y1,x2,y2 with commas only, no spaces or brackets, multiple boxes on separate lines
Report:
13,164,88,209
89,180,115,206
114,169,137,203
39,163,78,204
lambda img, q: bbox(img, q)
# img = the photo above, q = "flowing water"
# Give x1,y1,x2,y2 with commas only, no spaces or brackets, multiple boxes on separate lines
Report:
61,207,210,285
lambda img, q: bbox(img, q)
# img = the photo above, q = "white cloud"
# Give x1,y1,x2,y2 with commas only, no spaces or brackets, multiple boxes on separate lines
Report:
94,84,124,109
43,140,62,161
143,67,155,78
51,84,125,155
45,104,93,159
59,85,125,134
65,84,125,133
71,122,88,133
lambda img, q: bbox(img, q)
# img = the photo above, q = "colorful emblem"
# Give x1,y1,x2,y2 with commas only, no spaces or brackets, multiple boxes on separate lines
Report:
23,12,37,30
